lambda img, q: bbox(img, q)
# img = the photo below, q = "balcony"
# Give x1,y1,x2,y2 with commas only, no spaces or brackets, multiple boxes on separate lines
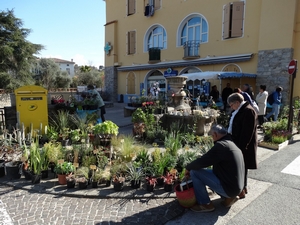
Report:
183,41,200,59
148,47,161,64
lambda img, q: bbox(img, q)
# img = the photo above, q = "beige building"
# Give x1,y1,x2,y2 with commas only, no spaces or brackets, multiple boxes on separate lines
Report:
104,0,300,104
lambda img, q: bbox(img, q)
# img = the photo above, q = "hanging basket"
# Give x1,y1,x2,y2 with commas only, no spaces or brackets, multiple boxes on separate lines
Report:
174,184,197,208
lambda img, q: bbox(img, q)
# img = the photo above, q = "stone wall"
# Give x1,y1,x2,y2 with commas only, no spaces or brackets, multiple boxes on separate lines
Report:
104,66,118,102
256,48,293,104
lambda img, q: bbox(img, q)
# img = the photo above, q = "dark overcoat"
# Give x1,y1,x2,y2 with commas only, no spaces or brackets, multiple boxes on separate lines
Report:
231,102,258,169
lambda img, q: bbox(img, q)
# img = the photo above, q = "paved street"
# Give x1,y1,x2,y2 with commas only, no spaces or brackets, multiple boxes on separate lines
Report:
0,185,183,225
1,103,300,224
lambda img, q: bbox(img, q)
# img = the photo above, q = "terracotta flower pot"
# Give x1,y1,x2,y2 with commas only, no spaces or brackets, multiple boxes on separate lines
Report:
57,174,67,185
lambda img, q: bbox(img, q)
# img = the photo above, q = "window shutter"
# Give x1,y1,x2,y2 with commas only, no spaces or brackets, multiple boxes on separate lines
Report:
126,32,129,54
128,31,136,54
154,0,161,10
231,1,244,37
223,3,230,39
128,0,136,15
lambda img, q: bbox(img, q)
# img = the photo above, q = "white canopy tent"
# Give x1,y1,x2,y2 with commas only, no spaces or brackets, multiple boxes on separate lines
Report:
183,71,220,81
181,71,257,101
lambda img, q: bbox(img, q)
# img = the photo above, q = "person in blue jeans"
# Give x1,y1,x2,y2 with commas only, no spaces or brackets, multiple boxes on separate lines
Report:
185,124,245,212
265,86,283,121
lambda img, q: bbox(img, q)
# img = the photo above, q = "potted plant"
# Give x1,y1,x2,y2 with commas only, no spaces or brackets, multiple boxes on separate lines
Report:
163,171,176,192
112,174,126,191
70,129,81,144
93,120,119,137
66,173,76,188
110,161,126,191
125,162,145,189
54,162,75,185
132,108,147,136
45,142,63,173
46,126,59,141
91,169,103,188
145,176,157,192
76,166,89,189
96,150,109,170
93,121,119,147
40,147,49,179
29,141,42,184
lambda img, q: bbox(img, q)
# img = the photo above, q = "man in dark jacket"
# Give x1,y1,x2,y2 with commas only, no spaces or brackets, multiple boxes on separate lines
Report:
222,83,233,111
227,93,258,199
185,124,245,212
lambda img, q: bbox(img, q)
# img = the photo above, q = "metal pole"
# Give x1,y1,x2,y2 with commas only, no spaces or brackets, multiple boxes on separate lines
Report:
287,61,297,132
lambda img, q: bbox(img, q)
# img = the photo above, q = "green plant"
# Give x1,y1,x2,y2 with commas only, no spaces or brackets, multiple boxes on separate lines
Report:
125,162,145,181
92,169,104,182
54,162,75,175
44,142,63,163
50,110,70,139
134,148,151,167
176,151,198,173
29,140,42,175
70,129,80,142
110,161,126,178
119,135,141,162
152,150,176,177
194,136,214,155
164,130,182,156
76,166,89,179
40,147,49,171
93,120,119,136
131,108,146,123
47,126,59,141
96,150,109,169
263,118,292,143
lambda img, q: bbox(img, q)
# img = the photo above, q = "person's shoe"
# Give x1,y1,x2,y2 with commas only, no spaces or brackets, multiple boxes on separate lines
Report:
239,189,248,199
190,202,215,213
221,197,239,207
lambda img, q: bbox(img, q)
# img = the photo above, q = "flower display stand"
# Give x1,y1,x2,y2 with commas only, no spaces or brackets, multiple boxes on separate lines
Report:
258,140,289,151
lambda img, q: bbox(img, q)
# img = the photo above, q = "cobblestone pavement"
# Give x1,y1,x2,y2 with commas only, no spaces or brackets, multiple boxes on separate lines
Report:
0,184,184,225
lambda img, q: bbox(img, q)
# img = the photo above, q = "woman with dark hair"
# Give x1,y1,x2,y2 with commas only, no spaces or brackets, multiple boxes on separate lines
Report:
255,85,268,127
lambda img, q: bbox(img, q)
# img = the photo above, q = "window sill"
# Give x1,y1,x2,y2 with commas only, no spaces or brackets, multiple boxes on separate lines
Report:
182,56,200,60
148,60,161,64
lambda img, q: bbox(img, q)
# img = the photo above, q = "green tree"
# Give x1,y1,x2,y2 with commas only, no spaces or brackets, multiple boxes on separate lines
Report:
73,70,103,88
0,9,43,89
54,71,71,88
80,65,92,73
0,72,11,89
37,58,60,90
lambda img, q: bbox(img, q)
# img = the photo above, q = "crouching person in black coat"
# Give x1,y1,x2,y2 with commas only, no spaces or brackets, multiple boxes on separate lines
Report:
185,124,245,212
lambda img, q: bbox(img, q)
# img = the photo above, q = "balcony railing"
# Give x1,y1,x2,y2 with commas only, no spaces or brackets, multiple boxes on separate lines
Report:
148,47,161,63
183,41,200,59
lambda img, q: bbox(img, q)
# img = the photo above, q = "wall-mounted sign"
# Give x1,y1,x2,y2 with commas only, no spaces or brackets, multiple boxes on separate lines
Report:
164,68,178,77
104,42,112,55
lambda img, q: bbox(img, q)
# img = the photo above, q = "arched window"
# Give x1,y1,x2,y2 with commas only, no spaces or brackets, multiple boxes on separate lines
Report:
177,14,208,46
127,72,136,94
144,25,167,51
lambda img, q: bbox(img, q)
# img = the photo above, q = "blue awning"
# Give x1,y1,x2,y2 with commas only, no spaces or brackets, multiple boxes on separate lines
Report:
184,71,257,81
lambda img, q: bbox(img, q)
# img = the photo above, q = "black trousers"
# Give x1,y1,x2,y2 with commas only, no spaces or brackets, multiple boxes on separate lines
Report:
258,115,264,126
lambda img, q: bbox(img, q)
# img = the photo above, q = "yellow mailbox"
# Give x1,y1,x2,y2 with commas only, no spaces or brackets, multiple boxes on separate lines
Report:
15,85,48,134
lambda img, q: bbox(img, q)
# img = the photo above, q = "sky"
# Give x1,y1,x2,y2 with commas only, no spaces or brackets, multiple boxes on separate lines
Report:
1,0,106,67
